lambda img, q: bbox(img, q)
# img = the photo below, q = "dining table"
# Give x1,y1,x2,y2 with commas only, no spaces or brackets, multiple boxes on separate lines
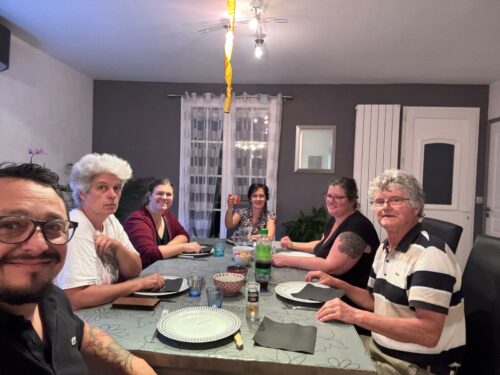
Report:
75,240,376,375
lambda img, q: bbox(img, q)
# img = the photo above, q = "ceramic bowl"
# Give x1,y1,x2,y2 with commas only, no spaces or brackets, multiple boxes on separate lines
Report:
213,272,245,296
226,265,249,279
233,252,252,267
232,245,254,257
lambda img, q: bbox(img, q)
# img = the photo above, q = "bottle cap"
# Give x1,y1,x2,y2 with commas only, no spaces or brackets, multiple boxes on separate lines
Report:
259,228,268,235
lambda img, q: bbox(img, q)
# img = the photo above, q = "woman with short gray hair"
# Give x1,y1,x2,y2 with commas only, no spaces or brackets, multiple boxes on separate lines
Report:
55,153,165,310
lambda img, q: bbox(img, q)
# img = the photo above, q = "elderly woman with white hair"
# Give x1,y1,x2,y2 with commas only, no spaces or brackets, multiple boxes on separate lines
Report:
55,153,165,310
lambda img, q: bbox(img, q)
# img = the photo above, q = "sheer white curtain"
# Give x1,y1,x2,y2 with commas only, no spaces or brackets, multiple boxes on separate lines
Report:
219,93,283,238
179,93,225,237
180,92,283,238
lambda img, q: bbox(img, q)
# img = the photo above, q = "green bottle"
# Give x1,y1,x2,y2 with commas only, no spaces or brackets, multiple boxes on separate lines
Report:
255,228,272,291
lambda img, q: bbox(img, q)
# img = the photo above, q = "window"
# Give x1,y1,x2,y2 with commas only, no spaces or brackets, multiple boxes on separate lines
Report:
179,93,282,238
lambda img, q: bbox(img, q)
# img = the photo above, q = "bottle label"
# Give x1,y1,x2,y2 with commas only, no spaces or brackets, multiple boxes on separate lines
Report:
248,290,259,303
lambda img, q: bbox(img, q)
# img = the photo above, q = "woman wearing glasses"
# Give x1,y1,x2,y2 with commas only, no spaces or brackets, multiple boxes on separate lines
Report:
123,178,202,268
55,153,165,310
273,177,379,292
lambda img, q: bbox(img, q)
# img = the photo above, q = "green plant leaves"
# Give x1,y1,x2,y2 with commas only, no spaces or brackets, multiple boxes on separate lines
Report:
283,206,327,242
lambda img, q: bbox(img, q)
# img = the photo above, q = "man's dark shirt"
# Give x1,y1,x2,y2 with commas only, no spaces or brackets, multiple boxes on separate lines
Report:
0,284,88,374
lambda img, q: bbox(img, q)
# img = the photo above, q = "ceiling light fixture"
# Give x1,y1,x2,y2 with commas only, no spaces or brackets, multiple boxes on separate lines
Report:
254,38,264,59
250,0,265,60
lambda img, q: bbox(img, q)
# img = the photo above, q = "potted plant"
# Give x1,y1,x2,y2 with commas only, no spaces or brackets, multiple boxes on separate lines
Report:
283,206,328,242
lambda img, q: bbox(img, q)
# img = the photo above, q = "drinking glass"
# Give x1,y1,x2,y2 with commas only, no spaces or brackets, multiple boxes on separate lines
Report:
214,239,226,257
206,286,223,308
187,274,204,297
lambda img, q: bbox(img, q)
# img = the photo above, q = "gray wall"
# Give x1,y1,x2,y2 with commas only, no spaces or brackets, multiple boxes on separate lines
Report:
93,82,489,238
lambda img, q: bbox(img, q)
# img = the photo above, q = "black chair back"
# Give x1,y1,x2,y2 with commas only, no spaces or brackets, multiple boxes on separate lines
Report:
421,217,463,253
460,235,500,374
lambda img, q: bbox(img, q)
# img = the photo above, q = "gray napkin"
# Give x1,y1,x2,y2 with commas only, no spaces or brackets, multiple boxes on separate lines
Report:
291,283,345,302
158,278,183,293
253,317,317,354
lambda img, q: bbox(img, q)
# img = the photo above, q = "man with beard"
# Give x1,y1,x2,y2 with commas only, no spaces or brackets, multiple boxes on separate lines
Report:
0,163,156,374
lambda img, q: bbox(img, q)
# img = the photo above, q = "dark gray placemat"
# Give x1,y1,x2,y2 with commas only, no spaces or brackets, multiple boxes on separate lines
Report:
253,317,317,354
291,283,345,302
158,278,183,293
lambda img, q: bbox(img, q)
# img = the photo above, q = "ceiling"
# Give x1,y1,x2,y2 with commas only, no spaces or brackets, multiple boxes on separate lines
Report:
1,0,500,85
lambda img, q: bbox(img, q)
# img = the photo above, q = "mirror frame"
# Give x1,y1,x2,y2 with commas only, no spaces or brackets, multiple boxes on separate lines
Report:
294,125,336,173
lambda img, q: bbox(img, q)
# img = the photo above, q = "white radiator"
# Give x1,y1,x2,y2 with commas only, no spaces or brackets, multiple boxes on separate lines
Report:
353,104,401,240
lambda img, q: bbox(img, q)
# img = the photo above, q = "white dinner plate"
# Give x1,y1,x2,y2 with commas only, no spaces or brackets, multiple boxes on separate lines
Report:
157,306,241,343
275,281,330,304
133,276,189,297
178,247,214,259
276,251,315,258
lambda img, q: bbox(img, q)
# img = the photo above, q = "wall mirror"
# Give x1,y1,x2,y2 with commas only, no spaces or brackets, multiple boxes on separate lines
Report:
294,125,336,173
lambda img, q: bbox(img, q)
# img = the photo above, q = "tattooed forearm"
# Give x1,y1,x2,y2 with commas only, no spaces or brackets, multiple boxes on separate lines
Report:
338,232,367,259
86,325,133,371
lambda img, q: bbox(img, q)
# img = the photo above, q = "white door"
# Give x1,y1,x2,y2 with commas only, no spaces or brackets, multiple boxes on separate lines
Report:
485,120,500,238
401,107,480,271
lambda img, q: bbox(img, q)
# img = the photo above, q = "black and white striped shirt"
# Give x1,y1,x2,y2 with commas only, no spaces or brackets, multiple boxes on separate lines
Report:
367,224,466,367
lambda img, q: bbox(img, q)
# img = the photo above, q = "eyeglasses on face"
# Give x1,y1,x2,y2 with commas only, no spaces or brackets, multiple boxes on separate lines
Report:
0,216,78,245
370,197,410,208
323,193,347,201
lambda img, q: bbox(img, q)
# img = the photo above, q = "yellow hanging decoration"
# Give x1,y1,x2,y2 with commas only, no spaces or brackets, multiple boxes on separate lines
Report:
224,0,236,113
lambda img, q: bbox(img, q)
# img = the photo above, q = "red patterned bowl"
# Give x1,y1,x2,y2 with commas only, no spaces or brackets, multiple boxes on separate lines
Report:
213,272,245,296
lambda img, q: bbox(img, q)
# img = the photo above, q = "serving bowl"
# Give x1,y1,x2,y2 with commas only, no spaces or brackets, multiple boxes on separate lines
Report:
232,245,254,257
213,272,245,296
226,265,249,279
233,252,252,267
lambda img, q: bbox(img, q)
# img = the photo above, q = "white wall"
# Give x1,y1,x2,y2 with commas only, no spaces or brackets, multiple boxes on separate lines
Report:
0,34,93,184
489,80,500,119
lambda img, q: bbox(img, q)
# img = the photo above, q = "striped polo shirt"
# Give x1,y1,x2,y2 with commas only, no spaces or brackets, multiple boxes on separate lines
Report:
367,224,465,367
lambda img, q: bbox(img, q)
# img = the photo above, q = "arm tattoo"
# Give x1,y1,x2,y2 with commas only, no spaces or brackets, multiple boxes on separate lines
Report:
337,232,367,259
87,325,133,370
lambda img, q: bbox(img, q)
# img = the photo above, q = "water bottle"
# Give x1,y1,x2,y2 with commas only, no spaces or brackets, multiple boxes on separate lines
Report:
255,228,272,291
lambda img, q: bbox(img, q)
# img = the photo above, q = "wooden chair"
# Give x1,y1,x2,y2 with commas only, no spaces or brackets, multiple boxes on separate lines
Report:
421,217,463,253
460,235,500,374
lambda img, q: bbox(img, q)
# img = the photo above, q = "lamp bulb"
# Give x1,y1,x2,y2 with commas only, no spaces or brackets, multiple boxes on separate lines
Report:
255,45,264,59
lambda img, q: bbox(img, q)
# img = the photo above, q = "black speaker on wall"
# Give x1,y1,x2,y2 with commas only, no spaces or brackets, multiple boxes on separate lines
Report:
0,24,11,72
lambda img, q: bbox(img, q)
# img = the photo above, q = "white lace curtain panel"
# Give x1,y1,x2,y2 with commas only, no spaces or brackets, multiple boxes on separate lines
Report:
179,93,225,237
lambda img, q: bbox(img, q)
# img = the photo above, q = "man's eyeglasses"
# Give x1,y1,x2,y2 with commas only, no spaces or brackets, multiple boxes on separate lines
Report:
370,197,410,208
323,194,347,201
0,216,78,245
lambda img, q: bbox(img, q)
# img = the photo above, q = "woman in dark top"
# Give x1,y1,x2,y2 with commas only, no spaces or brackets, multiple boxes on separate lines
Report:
124,178,202,268
273,177,379,289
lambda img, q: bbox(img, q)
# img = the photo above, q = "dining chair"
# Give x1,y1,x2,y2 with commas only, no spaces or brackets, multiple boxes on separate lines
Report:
460,234,500,374
421,217,463,253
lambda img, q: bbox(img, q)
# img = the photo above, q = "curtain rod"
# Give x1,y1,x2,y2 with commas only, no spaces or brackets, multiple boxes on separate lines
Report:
167,94,293,101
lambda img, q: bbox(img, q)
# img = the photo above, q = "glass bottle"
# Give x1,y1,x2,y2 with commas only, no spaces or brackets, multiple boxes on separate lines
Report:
255,228,272,291
246,281,260,321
